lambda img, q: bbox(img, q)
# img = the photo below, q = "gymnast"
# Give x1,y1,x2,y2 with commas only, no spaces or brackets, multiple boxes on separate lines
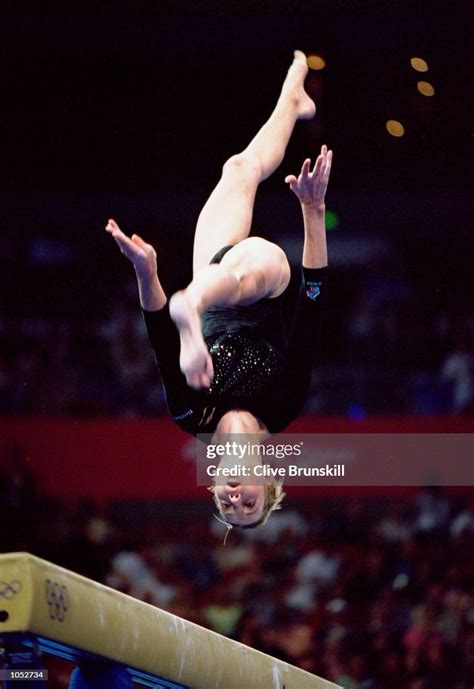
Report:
106,50,332,530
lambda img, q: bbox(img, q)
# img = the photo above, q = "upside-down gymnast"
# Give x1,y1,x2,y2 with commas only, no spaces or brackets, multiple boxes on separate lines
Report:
106,51,332,531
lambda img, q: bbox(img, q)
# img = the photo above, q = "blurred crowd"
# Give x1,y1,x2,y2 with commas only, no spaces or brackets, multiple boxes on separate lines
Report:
1,253,473,418
2,454,473,689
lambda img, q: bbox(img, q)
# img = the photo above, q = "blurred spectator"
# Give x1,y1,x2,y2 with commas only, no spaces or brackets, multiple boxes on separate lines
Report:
100,293,158,416
0,443,38,548
414,487,450,534
376,501,412,543
106,550,176,607
450,501,474,539
441,330,474,414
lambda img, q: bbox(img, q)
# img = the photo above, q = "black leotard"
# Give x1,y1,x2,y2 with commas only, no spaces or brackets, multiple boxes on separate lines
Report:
143,247,327,436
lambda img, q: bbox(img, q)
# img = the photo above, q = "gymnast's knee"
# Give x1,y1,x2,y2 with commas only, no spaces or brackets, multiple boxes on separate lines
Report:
222,151,263,184
251,239,290,284
222,238,289,298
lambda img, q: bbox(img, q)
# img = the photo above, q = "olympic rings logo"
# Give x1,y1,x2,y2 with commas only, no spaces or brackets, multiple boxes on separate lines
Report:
45,579,69,622
0,580,22,599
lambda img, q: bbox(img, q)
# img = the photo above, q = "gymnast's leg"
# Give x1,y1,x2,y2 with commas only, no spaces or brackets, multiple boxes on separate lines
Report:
170,51,315,389
192,50,315,275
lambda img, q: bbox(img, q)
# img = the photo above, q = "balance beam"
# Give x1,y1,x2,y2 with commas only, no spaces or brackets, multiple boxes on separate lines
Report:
0,553,340,689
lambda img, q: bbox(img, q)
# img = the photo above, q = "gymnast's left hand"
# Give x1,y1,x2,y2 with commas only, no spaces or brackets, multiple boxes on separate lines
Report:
285,145,333,209
105,218,157,279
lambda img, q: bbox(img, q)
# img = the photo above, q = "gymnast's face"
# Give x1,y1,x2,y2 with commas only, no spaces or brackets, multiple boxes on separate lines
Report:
215,482,265,526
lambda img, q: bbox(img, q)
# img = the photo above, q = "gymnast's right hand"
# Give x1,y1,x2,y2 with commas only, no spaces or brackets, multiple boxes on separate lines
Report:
106,218,157,279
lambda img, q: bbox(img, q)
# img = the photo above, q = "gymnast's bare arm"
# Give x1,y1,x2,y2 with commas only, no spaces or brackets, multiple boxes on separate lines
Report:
105,218,167,311
285,144,332,268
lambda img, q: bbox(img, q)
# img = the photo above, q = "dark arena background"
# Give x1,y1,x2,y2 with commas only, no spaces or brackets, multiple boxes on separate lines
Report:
1,2,473,688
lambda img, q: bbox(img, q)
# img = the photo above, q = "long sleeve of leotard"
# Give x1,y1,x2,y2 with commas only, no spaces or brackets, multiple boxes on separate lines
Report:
285,265,328,409
142,306,196,421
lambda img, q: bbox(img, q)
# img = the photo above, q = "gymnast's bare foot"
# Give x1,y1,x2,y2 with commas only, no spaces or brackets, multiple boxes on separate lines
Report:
169,291,214,389
281,50,316,120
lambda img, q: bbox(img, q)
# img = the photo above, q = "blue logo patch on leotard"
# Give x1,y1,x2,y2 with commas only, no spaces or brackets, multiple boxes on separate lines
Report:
173,408,194,421
306,281,321,301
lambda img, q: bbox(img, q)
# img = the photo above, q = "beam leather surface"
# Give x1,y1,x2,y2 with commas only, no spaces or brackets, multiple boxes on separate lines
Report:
0,553,341,689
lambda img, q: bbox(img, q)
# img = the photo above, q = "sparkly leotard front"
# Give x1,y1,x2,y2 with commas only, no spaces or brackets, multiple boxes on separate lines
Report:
207,334,283,400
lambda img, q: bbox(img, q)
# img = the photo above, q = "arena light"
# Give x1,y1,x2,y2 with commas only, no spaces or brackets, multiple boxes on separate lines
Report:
307,54,326,70
410,57,429,72
386,120,405,137
417,80,435,96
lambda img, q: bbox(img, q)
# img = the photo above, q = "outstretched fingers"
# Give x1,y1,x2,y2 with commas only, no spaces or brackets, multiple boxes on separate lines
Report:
106,218,129,236
285,157,310,190
324,149,333,179
285,145,333,205
312,147,332,183
131,233,148,248
301,158,311,178
106,219,146,263
312,146,328,175
106,218,128,244
312,154,324,177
